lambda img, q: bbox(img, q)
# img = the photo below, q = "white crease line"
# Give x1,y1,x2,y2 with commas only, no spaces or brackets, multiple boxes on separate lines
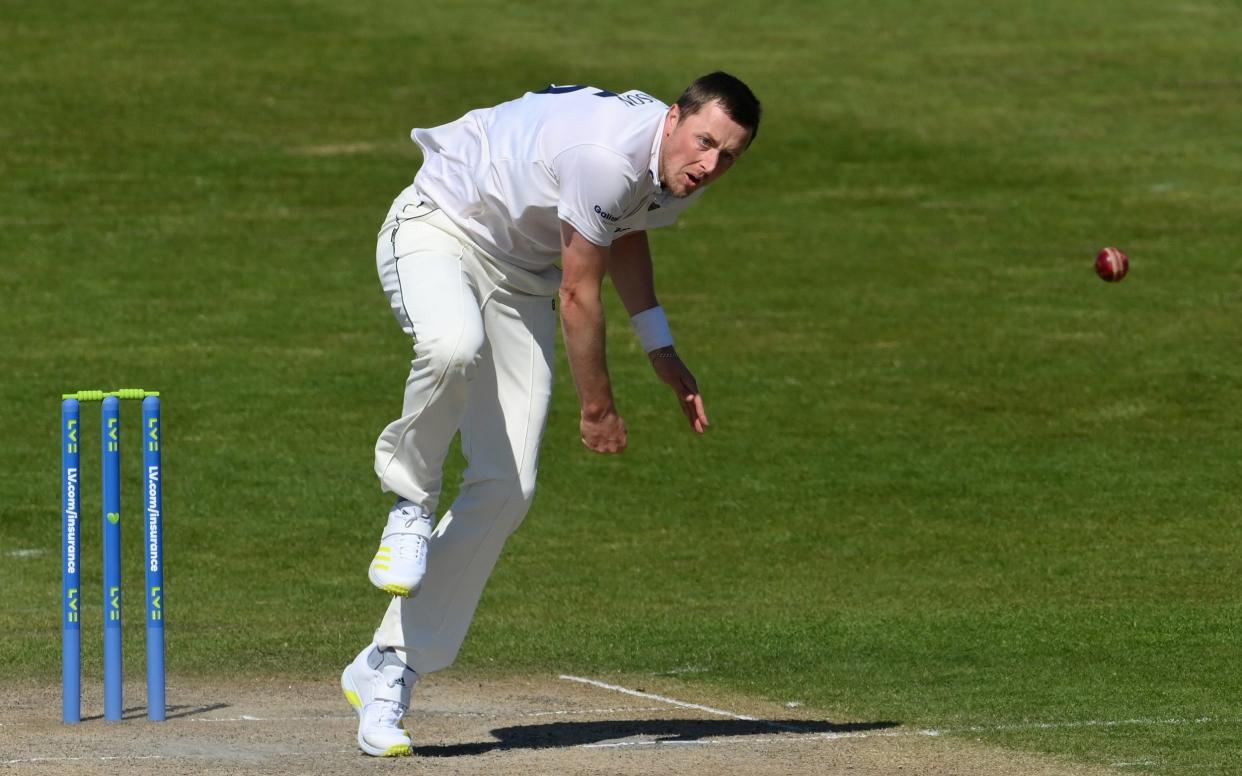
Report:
425,706,668,719
4,754,357,764
560,675,761,721
2,756,166,765
560,674,805,733
560,675,1241,750
190,714,353,722
188,707,667,723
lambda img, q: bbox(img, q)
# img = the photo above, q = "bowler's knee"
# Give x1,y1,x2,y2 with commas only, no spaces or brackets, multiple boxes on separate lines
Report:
499,475,538,533
414,331,484,381
455,475,538,536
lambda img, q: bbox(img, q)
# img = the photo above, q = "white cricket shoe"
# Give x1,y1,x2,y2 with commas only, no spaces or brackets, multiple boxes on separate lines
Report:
341,644,419,757
368,500,433,597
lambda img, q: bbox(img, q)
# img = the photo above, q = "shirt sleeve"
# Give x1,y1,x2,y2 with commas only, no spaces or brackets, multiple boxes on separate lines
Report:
553,145,639,248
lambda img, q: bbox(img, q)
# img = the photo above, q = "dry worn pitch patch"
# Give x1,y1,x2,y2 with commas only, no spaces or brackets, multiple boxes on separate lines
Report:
1,675,1114,775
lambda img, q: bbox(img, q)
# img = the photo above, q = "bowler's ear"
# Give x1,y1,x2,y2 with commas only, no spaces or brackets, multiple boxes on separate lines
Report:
664,104,681,135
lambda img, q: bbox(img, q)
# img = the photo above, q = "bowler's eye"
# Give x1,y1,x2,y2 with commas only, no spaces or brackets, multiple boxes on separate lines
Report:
696,135,710,149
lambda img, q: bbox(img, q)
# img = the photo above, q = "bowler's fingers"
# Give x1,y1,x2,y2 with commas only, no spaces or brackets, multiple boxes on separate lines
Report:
680,399,696,428
693,393,708,429
674,370,707,434
693,395,709,433
682,391,708,434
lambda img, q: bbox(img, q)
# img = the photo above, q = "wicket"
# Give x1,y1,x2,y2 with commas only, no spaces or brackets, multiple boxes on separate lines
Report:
61,389,165,723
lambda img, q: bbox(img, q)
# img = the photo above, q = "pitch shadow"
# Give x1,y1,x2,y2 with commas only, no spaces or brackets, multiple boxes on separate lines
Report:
80,702,230,722
411,718,900,757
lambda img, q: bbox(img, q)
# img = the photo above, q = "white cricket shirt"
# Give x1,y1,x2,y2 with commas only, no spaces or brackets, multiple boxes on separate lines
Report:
410,85,704,274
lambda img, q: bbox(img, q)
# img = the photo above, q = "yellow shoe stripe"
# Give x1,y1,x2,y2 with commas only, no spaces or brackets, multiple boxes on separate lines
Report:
381,743,412,757
342,688,361,709
372,563,390,570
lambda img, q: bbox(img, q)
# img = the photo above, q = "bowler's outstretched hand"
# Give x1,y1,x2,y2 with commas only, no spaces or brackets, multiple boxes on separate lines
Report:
650,348,709,434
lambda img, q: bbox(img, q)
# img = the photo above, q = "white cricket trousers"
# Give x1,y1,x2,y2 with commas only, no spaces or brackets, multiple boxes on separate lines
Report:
371,185,558,675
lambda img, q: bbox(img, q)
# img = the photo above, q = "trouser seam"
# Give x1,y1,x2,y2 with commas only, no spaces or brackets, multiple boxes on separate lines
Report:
376,240,470,505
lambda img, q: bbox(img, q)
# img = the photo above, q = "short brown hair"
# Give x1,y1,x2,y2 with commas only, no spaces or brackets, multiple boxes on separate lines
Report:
675,72,762,147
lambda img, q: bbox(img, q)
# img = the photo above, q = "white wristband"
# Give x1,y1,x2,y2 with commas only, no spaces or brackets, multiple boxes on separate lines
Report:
631,306,674,353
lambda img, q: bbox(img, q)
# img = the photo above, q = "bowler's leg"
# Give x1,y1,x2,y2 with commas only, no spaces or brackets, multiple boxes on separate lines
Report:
370,210,485,596
374,210,486,511
375,290,556,674
347,205,489,756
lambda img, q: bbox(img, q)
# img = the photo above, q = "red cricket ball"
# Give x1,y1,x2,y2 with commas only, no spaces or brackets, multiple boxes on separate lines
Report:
1095,247,1129,282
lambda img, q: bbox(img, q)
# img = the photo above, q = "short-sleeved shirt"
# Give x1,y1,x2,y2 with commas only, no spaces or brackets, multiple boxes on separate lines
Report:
410,85,705,274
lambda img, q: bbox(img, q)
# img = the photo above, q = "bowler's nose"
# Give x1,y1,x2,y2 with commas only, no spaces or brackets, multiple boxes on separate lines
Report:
701,150,722,178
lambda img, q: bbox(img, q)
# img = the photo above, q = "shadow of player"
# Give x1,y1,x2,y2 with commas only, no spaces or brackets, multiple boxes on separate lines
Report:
411,717,900,756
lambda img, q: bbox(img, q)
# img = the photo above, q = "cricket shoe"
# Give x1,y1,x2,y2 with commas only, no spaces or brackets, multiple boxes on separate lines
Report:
341,644,419,757
368,499,433,597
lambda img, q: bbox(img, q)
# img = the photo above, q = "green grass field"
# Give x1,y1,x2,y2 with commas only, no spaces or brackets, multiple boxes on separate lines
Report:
3,0,1241,771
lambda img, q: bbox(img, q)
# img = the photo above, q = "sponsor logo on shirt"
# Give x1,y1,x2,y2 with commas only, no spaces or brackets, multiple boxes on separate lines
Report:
593,205,619,222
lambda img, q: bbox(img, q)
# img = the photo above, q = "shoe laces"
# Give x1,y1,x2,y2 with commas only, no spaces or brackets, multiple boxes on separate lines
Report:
373,698,406,729
394,503,430,530
390,509,430,561
392,534,426,563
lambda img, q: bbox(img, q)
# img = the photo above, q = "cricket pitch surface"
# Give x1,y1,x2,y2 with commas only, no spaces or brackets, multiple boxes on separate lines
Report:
1,675,1112,774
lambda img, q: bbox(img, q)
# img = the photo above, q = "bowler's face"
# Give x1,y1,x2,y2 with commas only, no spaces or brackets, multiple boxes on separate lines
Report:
658,101,751,198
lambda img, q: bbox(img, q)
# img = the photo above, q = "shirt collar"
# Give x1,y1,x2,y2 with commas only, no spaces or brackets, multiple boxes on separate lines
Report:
647,109,667,191
648,109,684,209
